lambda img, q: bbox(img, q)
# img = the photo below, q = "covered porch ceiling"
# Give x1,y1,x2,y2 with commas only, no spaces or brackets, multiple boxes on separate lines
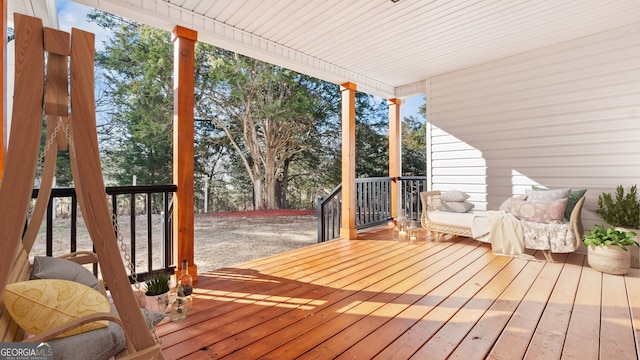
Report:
56,0,640,99
7,0,58,28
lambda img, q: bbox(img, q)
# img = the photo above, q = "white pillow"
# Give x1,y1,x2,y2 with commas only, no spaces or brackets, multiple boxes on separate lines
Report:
440,190,470,202
438,201,475,213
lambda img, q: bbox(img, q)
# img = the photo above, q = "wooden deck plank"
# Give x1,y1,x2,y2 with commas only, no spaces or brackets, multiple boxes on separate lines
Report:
487,253,569,359
410,253,533,359
524,253,584,359
157,239,392,338
291,244,492,359
372,252,514,359
561,260,603,360
160,240,414,351
624,267,640,360
156,226,640,360
336,243,497,360
176,239,476,358
449,257,547,359
600,272,637,360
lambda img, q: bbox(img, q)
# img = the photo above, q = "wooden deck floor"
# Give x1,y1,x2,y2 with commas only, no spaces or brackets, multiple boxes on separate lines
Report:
157,227,640,359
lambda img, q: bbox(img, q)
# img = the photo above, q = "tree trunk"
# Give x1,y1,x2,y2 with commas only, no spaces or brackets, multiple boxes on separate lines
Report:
278,156,293,209
264,162,278,209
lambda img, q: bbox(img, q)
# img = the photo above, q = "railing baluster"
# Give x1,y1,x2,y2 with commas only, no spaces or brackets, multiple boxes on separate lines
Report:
130,193,137,273
30,185,177,279
318,176,426,242
46,199,53,257
147,193,153,273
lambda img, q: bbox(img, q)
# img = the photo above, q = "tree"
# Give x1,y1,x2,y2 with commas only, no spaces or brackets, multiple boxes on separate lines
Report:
195,47,324,209
87,10,393,212
89,12,173,186
402,115,426,176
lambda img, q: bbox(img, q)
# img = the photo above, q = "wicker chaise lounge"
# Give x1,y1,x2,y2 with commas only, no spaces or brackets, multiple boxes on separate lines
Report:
420,190,586,257
420,191,475,241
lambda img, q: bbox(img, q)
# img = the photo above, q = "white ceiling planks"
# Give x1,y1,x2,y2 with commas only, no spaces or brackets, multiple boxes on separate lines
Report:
41,0,640,98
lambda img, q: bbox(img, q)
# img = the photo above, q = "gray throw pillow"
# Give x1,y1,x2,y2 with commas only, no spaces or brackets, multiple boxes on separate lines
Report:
440,190,470,202
438,201,475,213
48,306,165,360
31,256,100,290
524,188,571,201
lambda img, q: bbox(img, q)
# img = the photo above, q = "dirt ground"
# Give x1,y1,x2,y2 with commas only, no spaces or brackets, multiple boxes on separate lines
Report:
194,210,318,272
35,210,318,274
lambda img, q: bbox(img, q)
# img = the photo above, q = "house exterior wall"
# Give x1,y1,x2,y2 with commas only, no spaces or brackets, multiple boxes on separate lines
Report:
426,22,640,230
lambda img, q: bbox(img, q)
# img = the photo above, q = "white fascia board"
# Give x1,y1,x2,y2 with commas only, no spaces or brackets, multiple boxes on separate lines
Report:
395,81,427,98
72,0,399,99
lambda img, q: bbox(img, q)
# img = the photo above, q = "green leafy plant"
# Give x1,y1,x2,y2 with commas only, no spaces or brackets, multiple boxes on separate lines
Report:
596,185,640,229
583,224,639,251
144,271,171,296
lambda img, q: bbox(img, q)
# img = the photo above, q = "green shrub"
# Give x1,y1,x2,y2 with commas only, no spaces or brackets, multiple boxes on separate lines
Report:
596,185,640,229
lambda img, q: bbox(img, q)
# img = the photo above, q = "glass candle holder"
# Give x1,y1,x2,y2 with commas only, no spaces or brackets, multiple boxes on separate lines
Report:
408,222,420,243
396,215,407,241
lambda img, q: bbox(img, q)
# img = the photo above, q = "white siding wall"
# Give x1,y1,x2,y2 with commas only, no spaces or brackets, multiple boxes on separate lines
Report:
426,23,640,231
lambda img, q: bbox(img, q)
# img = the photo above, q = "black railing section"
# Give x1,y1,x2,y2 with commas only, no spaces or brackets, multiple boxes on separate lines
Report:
400,176,429,221
317,183,342,243
30,184,177,281
317,176,427,242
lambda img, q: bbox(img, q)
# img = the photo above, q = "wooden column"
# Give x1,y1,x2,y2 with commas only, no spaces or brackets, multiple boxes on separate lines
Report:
172,26,197,280
0,0,6,181
340,82,357,239
388,98,401,218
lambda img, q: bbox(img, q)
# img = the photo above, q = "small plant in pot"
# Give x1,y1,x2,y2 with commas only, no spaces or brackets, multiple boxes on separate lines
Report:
583,225,638,275
144,271,172,312
596,185,640,268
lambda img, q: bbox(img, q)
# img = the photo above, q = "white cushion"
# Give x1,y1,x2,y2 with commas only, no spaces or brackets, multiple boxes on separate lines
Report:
427,210,483,228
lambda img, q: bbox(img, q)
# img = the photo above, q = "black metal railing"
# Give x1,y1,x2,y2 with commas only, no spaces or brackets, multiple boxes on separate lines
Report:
317,176,427,242
399,176,429,221
30,184,177,280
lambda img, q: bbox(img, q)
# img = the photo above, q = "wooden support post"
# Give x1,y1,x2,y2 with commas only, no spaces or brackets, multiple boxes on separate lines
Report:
340,82,357,239
0,13,44,297
388,98,401,218
172,26,198,280
0,0,6,181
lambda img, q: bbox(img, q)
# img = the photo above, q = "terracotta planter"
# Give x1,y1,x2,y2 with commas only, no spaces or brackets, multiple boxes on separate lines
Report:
614,226,639,269
587,245,631,275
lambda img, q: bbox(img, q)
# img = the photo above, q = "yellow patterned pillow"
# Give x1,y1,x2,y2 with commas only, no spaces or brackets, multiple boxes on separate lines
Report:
2,279,110,338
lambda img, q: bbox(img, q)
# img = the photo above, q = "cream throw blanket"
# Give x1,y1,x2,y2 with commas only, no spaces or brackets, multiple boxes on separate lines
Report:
487,210,536,260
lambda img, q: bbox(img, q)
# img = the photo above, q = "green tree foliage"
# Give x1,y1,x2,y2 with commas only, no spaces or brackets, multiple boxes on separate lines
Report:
89,12,173,186
402,115,426,176
194,46,327,209
317,91,391,186
88,10,394,211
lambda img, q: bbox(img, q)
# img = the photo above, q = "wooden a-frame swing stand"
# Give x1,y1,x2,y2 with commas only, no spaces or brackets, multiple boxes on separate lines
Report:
0,14,164,359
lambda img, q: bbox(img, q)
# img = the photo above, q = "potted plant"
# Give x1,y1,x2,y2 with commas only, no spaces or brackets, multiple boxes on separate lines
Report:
144,271,171,312
583,225,638,275
596,185,640,268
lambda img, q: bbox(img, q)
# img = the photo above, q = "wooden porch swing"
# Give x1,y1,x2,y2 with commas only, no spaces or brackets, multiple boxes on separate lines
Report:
0,14,164,359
